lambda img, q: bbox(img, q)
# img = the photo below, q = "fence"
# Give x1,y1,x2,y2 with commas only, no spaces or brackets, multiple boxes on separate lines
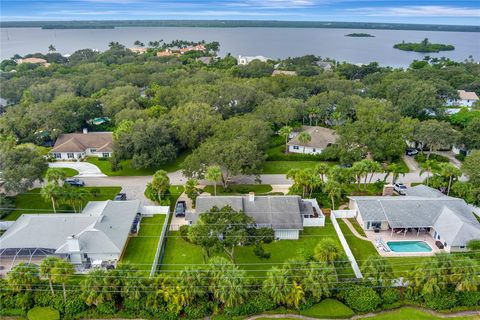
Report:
330,212,363,279
331,209,356,219
150,211,170,277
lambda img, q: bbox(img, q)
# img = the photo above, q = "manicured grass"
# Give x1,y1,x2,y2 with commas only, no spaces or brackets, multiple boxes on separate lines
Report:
53,168,79,177
347,218,366,237
261,161,335,174
337,219,432,276
5,186,121,221
162,219,355,278
300,299,354,319
27,307,60,320
121,214,166,273
86,152,188,176
202,184,273,195
364,307,478,320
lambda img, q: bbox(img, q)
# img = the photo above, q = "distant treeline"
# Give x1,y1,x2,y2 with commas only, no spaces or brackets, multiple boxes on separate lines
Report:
1,20,479,32
345,33,375,37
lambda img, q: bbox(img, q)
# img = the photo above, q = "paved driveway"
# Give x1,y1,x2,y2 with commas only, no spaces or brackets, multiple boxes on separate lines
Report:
49,161,106,177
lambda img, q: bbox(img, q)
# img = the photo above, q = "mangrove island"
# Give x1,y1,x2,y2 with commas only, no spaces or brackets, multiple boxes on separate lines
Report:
393,38,455,53
345,33,374,37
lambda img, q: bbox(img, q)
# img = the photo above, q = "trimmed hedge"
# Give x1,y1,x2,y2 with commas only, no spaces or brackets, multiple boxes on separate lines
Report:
415,152,449,163
27,307,60,320
343,285,381,312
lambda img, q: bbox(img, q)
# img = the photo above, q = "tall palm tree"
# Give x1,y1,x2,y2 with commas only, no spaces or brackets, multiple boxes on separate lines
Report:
352,161,368,191
63,187,90,212
315,163,330,183
7,263,39,293
385,163,405,184
41,182,62,213
81,269,112,306
437,162,462,195
263,267,288,304
44,168,66,185
208,257,247,308
297,131,311,154
301,261,335,300
278,125,293,154
40,256,59,295
285,281,304,309
324,180,342,209
420,159,439,186
48,44,56,52
362,256,393,287
205,165,222,196
452,258,479,292
52,259,75,303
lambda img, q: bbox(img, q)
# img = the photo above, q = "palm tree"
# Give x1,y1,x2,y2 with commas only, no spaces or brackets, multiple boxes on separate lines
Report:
52,259,75,303
315,163,330,183
324,180,342,209
133,40,144,47
452,258,479,292
364,160,382,185
385,163,405,184
362,256,393,287
278,126,293,153
48,44,56,52
40,256,59,295
208,257,247,308
81,269,112,306
314,238,342,264
263,267,288,304
352,161,368,191
297,131,311,154
301,261,335,300
63,187,90,212
205,165,222,196
437,162,461,195
285,281,304,309
420,159,439,186
7,263,39,292
44,168,66,186
41,182,62,213
185,178,200,205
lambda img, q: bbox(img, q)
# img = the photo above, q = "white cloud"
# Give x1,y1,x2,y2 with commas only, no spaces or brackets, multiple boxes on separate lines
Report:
347,5,480,17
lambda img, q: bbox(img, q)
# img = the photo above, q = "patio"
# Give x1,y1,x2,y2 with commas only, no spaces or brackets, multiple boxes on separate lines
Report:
364,229,443,257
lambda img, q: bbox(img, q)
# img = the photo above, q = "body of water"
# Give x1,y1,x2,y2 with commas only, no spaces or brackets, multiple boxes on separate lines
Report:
1,27,479,67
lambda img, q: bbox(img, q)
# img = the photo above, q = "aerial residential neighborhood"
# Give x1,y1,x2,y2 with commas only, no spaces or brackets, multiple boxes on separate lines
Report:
0,6,480,320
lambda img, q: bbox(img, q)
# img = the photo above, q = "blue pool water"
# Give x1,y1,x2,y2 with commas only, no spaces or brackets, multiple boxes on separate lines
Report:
387,241,433,253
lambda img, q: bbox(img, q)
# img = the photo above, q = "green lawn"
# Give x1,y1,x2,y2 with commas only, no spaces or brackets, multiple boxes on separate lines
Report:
86,152,188,176
121,214,166,273
300,299,354,318
5,186,121,221
162,219,355,278
337,219,431,276
53,168,79,177
202,184,273,195
27,307,60,320
362,307,478,320
261,161,336,174
347,218,366,237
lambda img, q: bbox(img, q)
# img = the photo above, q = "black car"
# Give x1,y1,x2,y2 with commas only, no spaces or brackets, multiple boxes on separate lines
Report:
405,148,419,156
114,193,127,201
175,201,186,217
64,178,85,187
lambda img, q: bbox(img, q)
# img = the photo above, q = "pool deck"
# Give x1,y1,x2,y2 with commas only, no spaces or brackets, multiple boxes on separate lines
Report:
365,230,443,257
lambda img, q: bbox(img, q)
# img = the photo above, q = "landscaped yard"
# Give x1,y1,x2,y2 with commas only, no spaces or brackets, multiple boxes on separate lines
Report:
53,168,79,177
121,214,166,273
202,184,274,195
161,219,355,278
300,299,354,318
27,307,60,320
362,307,478,320
261,161,336,174
86,152,188,176
4,186,121,221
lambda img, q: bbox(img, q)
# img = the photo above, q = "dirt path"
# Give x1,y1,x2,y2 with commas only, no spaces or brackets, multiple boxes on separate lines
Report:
342,218,370,241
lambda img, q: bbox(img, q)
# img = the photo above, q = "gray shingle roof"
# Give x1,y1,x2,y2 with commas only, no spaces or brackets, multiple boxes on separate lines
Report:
193,195,308,230
287,126,337,149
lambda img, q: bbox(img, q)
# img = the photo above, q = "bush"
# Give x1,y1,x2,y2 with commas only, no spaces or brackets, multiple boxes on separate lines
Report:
96,301,117,315
33,291,64,311
415,152,449,163
0,195,15,219
455,153,466,162
223,293,276,316
179,225,190,241
343,285,381,312
16,292,34,311
267,144,339,161
381,288,401,305
254,227,275,244
184,300,211,319
64,294,87,318
27,307,60,320
456,291,480,307
253,244,271,260
423,292,457,310
89,187,101,198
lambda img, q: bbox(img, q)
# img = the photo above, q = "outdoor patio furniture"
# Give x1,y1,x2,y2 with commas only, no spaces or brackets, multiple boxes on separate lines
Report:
435,241,444,249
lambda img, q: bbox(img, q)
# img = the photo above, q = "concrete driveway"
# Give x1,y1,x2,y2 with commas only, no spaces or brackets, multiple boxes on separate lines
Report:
49,161,106,177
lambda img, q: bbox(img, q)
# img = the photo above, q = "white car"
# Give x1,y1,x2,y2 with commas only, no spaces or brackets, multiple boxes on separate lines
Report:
394,183,407,195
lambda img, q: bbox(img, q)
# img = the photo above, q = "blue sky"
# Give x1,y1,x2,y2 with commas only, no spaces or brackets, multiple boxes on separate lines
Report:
1,0,479,25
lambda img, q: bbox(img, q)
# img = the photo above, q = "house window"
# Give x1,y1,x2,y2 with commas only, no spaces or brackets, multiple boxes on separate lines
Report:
293,146,299,150
460,246,465,249
312,148,316,152
67,153,74,159
102,153,110,158
54,153,61,159
90,148,96,153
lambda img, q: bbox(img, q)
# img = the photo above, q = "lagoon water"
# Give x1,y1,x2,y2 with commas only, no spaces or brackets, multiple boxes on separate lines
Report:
1,27,479,67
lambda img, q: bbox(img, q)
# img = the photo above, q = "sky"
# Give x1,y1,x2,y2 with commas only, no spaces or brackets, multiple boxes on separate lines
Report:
1,0,479,25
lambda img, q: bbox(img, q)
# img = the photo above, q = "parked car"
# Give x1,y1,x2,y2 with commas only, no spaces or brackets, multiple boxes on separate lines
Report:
405,148,419,156
64,178,85,187
393,182,407,195
175,200,186,217
114,193,127,201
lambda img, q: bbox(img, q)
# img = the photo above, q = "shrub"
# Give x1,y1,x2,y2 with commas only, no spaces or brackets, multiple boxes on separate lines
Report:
456,291,480,307
423,292,457,310
27,307,60,320
89,187,100,198
96,301,117,315
223,293,276,316
254,227,275,244
344,285,381,312
253,244,271,260
381,288,401,305
33,291,64,311
64,294,86,318
15,292,34,311
184,301,211,319
0,195,15,219
415,152,449,163
179,225,190,241
455,153,466,162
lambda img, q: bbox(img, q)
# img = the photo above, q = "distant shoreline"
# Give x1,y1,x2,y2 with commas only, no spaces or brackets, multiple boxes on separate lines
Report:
1,20,479,33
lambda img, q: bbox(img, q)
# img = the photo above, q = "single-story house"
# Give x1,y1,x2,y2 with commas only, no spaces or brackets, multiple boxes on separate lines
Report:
49,130,113,160
128,47,148,54
186,193,325,240
238,55,270,65
16,57,50,67
157,49,177,57
287,126,337,155
348,185,480,252
0,200,143,267
446,90,479,108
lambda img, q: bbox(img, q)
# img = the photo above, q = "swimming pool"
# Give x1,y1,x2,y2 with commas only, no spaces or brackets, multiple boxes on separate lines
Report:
387,241,433,253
